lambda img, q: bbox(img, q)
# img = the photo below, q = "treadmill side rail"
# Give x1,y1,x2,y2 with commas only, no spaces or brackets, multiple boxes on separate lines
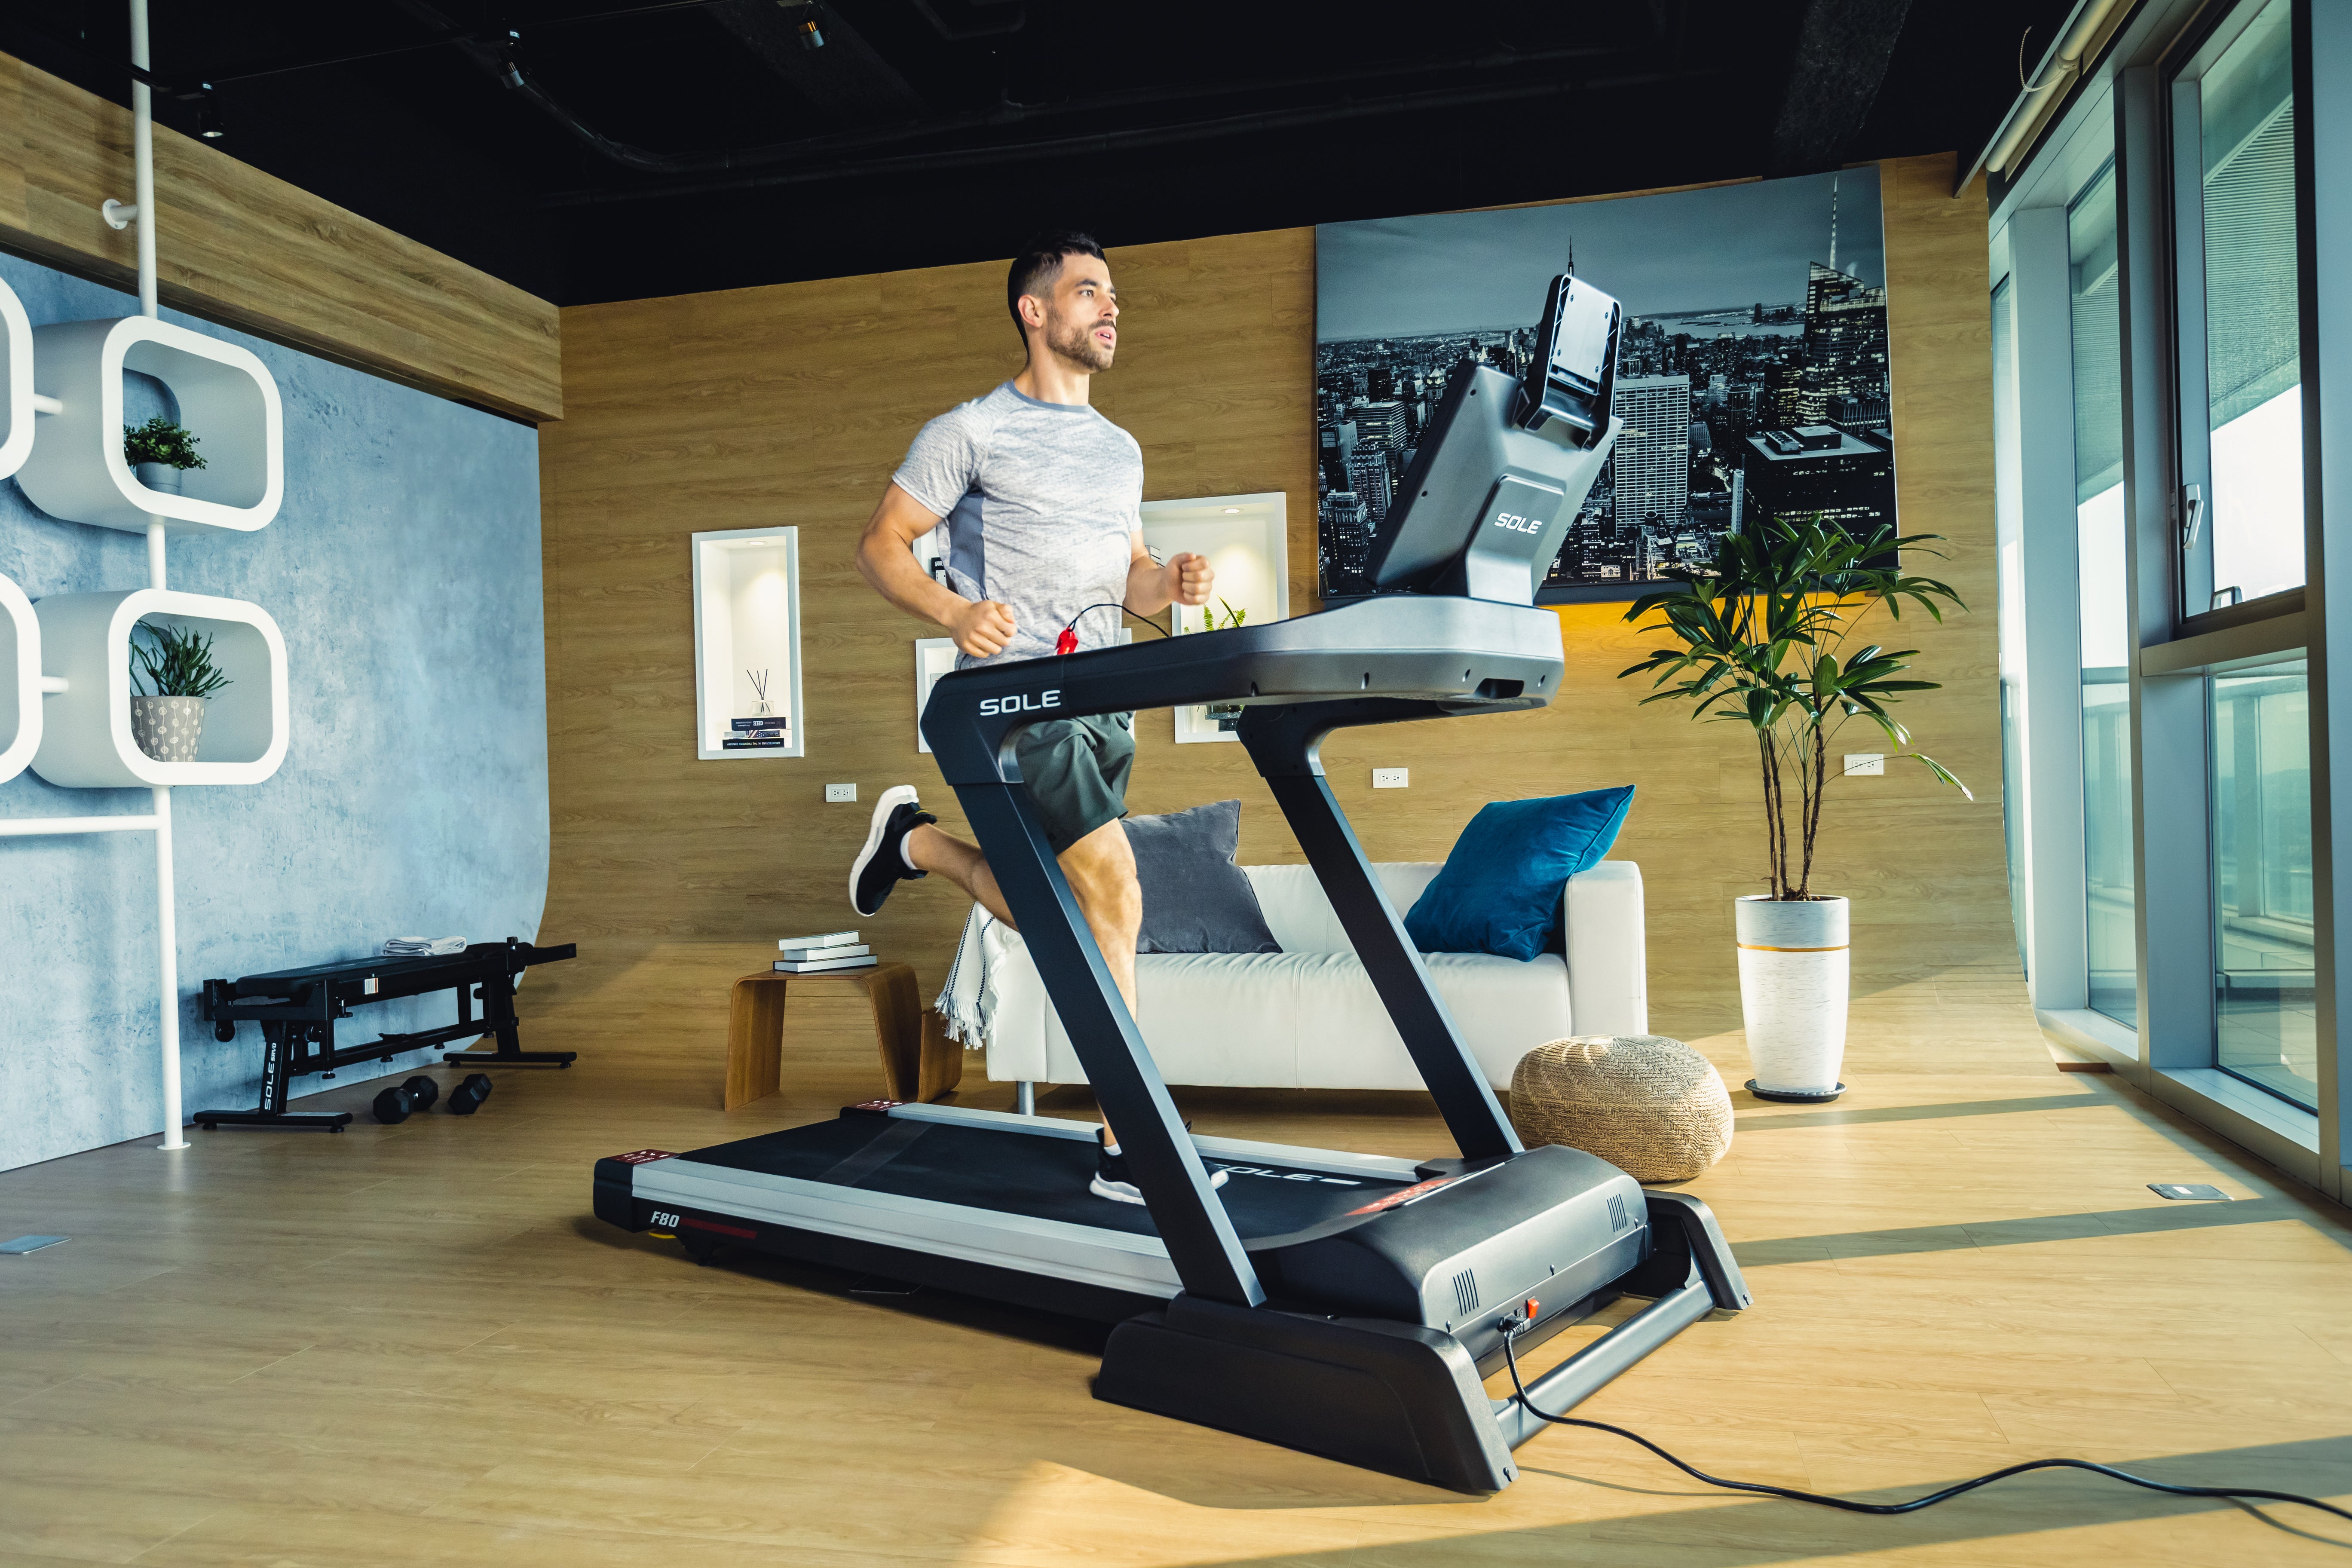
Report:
1096,1292,1520,1494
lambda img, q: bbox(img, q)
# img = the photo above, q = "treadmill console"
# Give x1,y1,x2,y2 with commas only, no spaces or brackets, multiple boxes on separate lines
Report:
1362,273,1623,607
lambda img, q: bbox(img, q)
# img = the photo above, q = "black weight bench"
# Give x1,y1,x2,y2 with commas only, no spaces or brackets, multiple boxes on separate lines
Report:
194,937,578,1132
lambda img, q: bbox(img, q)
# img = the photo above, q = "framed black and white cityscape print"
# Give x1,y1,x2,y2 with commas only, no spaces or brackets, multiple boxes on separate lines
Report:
1314,169,1897,602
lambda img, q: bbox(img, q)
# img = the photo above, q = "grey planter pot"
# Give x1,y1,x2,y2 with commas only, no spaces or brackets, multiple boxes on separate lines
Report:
130,695,206,763
134,462,184,495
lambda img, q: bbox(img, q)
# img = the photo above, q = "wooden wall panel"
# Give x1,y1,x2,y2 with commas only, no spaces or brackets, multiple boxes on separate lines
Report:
535,155,2015,1078
0,53,560,422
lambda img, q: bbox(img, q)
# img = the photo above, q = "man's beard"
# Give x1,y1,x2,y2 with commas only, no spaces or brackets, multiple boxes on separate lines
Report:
1048,314,1114,372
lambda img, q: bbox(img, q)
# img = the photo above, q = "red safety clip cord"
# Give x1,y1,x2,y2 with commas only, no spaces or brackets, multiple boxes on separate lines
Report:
1054,626,1079,655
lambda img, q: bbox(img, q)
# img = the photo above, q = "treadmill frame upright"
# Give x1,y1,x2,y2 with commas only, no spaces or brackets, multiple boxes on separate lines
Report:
922,600,1556,1308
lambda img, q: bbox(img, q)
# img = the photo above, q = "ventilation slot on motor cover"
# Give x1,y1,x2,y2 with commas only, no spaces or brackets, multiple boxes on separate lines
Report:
1475,678,1525,699
1606,1192,1630,1232
1451,1268,1479,1316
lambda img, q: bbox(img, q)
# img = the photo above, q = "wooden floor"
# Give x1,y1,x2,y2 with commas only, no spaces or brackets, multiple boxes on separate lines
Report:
3,986,2350,1567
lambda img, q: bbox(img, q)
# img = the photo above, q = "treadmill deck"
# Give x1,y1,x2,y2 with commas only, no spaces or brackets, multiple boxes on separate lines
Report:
597,1102,1430,1313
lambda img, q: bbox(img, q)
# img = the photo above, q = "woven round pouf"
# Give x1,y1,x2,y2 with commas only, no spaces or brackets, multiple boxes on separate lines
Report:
1509,1034,1733,1183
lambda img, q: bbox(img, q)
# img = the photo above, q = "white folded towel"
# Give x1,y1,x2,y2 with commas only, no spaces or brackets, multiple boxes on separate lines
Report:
383,936,466,957
934,905,1003,1047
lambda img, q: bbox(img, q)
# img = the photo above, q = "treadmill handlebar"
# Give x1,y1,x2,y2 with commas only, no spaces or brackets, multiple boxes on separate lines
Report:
922,596,1567,786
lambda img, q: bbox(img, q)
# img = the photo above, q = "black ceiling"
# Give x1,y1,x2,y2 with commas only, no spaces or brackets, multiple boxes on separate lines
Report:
4,1,2071,308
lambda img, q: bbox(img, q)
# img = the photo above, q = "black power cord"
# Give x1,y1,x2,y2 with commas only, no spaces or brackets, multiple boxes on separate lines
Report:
1495,1318,2352,1524
1055,602,1170,654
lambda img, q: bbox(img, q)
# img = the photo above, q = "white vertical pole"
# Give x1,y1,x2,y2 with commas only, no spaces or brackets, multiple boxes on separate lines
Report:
129,0,157,320
131,0,182,1151
152,784,184,1148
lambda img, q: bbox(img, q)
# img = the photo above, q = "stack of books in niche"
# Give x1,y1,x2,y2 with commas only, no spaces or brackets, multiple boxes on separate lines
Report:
723,717,790,750
774,930,875,974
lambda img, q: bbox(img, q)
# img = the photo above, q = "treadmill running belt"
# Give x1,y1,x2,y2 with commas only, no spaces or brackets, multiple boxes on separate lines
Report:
680,1118,1412,1239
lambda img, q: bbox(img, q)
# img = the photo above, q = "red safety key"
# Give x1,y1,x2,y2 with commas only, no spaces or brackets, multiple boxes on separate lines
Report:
1055,626,1078,655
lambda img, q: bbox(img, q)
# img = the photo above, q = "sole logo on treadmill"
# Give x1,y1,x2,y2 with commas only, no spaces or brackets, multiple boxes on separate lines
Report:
1214,1164,1361,1186
609,1149,677,1164
1347,1175,1456,1215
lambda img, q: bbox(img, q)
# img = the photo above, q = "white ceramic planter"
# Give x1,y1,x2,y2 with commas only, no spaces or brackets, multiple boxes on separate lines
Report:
1734,894,1849,1100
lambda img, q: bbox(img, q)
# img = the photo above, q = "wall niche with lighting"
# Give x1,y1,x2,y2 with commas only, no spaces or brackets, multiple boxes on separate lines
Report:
691,526,805,761
1139,492,1288,744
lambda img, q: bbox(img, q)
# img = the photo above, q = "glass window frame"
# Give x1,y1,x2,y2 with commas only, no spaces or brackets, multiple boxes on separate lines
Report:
1984,0,2352,1203
2163,0,2313,637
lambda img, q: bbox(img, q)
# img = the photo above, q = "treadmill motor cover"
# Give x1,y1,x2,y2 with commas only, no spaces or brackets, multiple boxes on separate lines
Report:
1250,1143,1647,1332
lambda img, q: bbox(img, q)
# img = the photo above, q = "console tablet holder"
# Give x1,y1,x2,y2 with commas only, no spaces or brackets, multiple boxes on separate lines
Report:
1364,272,1623,606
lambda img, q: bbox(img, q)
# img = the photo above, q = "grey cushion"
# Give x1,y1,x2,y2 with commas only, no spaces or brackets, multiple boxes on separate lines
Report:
1123,799,1283,954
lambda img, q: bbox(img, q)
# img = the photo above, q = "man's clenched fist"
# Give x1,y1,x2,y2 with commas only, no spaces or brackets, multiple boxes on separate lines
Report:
950,598,1017,659
1166,551,1215,608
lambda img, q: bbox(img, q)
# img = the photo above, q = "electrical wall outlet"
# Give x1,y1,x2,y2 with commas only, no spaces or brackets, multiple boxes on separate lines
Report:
825,782,857,802
1372,768,1409,789
1842,754,1885,777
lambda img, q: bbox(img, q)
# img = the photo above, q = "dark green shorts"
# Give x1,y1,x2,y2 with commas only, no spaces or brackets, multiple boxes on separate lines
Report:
1014,711,1135,854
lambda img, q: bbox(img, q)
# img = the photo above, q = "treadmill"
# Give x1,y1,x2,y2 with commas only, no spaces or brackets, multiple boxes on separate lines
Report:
593,272,1749,1494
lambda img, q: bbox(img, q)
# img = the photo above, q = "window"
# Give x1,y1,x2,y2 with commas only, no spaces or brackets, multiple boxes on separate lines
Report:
2210,657,2316,1109
1992,275,2028,970
2070,163,2136,1026
2174,0,2305,613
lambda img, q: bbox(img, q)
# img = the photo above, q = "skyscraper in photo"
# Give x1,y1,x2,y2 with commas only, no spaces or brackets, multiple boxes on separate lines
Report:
1320,490,1372,582
1611,374,1692,529
1351,399,1410,457
1346,446,1393,520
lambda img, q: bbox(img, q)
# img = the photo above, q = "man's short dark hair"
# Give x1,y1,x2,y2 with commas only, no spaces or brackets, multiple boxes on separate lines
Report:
1008,230,1106,345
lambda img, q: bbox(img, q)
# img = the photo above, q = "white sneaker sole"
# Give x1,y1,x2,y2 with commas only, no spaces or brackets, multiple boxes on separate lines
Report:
1090,1169,1229,1205
1089,1176,1146,1205
848,784,922,916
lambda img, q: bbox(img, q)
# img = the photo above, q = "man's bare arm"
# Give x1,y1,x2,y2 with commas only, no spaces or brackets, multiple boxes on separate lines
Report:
856,483,1017,659
1123,533,1215,616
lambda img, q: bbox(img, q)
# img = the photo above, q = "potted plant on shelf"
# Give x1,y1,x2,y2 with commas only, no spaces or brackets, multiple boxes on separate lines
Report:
124,415,206,495
1618,516,1969,1102
128,620,231,763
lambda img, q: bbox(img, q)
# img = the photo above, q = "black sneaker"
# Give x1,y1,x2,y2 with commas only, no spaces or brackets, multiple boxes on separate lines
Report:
849,785,935,917
1090,1129,1230,1206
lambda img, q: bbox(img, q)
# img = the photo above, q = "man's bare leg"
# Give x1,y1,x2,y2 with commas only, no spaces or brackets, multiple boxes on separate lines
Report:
907,819,1139,1009
908,818,1139,1139
905,823,1015,928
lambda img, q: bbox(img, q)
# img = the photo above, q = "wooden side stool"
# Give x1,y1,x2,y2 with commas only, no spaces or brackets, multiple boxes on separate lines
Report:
724,962,964,1111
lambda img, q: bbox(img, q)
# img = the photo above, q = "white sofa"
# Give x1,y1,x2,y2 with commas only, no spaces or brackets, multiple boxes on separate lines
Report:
983,861,1646,1094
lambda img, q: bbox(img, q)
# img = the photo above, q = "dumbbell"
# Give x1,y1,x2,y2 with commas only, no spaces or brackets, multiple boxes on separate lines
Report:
369,1074,443,1124
445,1072,495,1116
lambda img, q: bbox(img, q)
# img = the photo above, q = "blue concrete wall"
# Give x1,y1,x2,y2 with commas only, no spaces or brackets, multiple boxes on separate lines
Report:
0,254,549,1171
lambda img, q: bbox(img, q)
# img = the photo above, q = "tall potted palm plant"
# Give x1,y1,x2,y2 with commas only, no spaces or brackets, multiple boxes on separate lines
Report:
1620,516,1969,1101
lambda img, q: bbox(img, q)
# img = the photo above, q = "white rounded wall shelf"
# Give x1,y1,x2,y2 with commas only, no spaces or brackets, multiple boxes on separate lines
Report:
31,589,288,788
0,276,34,482
0,570,38,783
15,317,283,535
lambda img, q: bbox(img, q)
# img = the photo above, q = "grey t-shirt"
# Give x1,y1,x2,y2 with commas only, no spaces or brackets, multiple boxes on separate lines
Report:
891,382,1142,668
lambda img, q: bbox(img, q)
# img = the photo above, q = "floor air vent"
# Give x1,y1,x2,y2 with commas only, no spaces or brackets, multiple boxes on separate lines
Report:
1607,1192,1630,1232
1451,1268,1479,1316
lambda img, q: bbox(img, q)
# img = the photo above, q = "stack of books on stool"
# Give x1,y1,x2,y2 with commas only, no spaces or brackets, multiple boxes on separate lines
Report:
774,930,876,974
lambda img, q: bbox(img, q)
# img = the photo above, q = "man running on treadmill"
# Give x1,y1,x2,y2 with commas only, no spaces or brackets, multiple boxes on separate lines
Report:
848,230,1222,1207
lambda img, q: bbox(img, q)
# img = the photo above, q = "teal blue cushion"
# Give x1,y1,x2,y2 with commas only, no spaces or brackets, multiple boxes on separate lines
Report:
1403,787,1635,961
